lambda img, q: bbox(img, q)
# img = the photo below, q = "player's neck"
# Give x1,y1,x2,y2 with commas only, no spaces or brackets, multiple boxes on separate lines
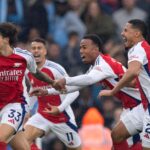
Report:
37,59,46,69
133,37,145,46
0,45,13,56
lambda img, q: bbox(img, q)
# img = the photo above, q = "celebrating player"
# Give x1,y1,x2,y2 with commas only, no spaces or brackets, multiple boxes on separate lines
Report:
0,22,54,150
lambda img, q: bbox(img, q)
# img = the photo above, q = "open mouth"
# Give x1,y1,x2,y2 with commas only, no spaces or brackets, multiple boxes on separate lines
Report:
34,55,41,61
122,37,127,43
34,55,40,58
81,55,86,60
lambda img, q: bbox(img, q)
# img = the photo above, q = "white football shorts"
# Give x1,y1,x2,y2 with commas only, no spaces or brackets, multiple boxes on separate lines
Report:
0,103,27,132
25,113,81,148
121,104,144,136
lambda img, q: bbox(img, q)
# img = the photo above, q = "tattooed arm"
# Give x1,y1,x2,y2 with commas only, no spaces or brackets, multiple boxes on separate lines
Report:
32,69,54,85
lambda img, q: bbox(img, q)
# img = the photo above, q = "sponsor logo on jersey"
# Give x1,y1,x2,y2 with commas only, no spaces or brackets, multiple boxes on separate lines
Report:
0,70,23,81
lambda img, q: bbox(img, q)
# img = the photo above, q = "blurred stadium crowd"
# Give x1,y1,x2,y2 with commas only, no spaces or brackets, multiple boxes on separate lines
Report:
1,0,150,149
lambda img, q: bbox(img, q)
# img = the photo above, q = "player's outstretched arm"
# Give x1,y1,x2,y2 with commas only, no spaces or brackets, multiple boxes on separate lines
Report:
54,68,110,89
32,69,54,85
30,88,48,97
30,84,83,96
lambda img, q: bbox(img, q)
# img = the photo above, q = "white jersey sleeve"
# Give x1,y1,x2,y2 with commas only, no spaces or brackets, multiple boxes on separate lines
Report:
25,53,37,74
58,91,79,112
14,47,37,74
47,87,80,112
45,61,68,79
128,43,147,65
65,61,114,86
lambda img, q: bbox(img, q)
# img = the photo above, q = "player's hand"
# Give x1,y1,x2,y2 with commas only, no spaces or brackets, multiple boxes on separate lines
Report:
43,103,60,115
52,78,66,91
29,88,48,96
98,89,114,97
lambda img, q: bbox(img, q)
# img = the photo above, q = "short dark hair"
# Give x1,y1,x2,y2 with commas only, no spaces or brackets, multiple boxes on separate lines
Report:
128,19,148,39
83,34,103,51
31,38,46,46
0,22,19,47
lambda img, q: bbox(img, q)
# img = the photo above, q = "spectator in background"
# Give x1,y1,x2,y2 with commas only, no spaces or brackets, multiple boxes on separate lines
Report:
111,106,123,129
113,0,147,36
76,87,95,127
104,38,127,66
100,0,120,15
50,0,86,48
137,0,150,13
27,27,41,42
79,107,112,150
83,0,116,43
62,31,86,76
68,0,87,17
43,0,55,36
0,0,25,25
136,0,150,36
26,0,49,38
46,42,62,64
101,96,118,129
17,27,41,51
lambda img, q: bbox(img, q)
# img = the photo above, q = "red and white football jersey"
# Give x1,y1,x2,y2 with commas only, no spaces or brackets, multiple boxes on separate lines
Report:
27,60,75,123
97,54,141,109
0,47,37,109
128,40,150,109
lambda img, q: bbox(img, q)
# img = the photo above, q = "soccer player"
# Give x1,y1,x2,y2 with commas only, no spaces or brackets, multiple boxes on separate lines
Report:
0,22,54,150
31,34,142,150
23,38,81,150
99,19,150,150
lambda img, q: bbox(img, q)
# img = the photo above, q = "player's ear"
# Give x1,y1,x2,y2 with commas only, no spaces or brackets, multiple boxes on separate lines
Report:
45,48,47,55
4,37,9,44
135,30,141,38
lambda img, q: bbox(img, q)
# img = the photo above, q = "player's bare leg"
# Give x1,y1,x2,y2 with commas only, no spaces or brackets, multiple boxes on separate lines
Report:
111,121,131,150
9,131,30,150
0,123,15,142
24,125,44,145
112,121,130,142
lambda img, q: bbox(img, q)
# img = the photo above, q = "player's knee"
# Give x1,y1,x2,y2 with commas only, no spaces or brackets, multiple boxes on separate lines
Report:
0,135,7,143
24,133,34,145
23,143,30,150
14,143,30,150
25,138,33,145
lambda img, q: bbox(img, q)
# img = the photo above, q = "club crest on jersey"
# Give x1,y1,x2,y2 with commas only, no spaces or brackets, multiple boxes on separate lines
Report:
13,63,22,68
